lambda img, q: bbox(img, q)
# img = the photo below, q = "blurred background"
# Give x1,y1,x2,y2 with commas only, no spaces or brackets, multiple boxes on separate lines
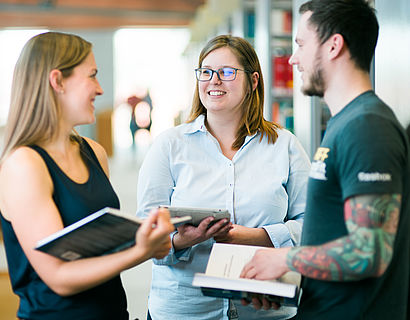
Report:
0,0,409,319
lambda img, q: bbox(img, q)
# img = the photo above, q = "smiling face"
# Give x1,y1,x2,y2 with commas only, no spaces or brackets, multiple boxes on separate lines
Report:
289,11,326,97
59,52,103,126
198,47,248,116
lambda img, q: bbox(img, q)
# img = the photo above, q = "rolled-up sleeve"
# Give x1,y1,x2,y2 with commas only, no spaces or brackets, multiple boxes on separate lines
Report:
262,134,310,247
136,131,189,265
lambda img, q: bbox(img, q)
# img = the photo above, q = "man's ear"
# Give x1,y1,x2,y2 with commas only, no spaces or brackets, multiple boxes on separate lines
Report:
251,72,259,91
49,69,64,93
328,33,345,60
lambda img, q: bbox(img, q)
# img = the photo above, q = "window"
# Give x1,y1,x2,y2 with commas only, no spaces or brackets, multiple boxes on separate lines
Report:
0,29,47,126
113,28,191,149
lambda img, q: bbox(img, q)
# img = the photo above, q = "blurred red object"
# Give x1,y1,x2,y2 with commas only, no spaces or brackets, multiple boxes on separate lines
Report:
127,95,143,109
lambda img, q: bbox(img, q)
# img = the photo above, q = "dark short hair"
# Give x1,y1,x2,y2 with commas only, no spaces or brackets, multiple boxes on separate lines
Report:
300,0,379,72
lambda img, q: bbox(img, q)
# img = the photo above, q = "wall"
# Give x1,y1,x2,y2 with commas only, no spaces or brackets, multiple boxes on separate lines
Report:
0,125,5,271
375,0,410,129
293,0,410,158
65,29,115,139
292,0,316,158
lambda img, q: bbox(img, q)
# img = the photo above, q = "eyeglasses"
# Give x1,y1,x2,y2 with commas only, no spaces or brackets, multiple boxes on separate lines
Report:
195,67,248,82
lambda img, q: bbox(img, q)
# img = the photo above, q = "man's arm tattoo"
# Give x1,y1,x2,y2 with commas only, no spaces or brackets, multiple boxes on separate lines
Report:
286,194,400,281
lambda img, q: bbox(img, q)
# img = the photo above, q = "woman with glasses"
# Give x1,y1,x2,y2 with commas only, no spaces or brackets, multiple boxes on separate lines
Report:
0,32,175,320
137,35,310,320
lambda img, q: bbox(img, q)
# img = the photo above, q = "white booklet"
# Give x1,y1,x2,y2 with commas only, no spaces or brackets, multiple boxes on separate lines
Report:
35,207,191,261
192,243,301,307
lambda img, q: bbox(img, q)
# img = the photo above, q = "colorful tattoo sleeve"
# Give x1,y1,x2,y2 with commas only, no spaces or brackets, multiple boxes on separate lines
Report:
286,194,401,281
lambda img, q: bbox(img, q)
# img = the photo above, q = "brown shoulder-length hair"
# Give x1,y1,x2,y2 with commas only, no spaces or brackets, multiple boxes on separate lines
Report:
0,32,91,163
187,35,281,150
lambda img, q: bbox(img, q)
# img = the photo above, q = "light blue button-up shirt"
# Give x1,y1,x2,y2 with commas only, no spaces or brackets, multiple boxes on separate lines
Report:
137,115,310,320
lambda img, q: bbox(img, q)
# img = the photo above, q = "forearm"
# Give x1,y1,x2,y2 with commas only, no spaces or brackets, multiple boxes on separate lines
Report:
215,224,274,247
286,193,400,281
239,227,274,247
286,228,395,281
50,209,174,295
47,245,148,296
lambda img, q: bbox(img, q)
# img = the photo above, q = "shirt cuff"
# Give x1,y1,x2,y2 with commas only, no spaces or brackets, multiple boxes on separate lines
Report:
153,231,192,265
262,223,294,248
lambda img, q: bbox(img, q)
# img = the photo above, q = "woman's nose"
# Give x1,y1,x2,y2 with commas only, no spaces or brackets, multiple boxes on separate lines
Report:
209,71,222,84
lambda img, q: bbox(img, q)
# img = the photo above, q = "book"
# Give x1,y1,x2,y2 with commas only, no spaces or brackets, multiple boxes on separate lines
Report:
160,206,230,227
192,243,301,307
35,207,192,261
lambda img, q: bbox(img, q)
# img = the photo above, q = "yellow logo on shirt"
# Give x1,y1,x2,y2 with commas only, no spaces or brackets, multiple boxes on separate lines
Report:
310,147,330,181
313,147,330,162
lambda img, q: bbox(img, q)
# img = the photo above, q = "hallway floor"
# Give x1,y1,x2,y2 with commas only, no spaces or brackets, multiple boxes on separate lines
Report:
110,145,152,320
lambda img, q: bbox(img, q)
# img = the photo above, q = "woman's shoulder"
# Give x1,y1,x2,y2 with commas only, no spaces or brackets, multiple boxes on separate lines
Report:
0,146,51,204
1,146,45,172
276,127,294,138
261,126,296,145
153,121,198,144
81,137,109,175
262,127,308,154
82,137,107,160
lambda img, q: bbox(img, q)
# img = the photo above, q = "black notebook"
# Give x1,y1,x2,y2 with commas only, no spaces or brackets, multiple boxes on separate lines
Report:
35,207,191,261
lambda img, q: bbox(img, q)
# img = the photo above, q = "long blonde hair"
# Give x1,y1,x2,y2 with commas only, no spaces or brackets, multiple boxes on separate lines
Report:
0,32,92,163
187,35,281,150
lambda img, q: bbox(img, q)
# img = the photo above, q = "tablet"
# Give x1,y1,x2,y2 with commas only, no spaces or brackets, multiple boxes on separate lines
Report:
160,206,230,227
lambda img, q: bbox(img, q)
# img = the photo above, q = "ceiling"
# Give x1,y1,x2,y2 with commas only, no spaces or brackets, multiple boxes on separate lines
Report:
0,0,207,29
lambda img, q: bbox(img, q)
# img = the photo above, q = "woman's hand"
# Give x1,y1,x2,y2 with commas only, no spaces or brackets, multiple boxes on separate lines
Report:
135,208,175,260
172,218,232,251
240,296,281,311
214,224,273,247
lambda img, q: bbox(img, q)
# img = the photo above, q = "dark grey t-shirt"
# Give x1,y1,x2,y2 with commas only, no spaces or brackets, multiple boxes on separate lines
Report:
297,91,410,320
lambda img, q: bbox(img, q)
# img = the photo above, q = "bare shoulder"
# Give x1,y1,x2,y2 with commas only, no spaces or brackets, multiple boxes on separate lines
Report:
0,146,52,219
82,137,109,176
1,146,48,177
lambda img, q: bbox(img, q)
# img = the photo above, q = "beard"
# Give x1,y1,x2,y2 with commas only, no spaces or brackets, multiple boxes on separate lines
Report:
302,53,326,97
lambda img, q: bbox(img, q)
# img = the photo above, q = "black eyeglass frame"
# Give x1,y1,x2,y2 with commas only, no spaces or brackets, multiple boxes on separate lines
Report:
195,67,250,82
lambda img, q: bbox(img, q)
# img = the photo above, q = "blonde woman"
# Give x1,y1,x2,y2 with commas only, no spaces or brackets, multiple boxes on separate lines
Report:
0,32,174,320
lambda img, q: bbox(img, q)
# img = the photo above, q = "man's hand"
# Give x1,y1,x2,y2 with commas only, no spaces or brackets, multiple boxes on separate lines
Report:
240,247,291,280
239,247,291,311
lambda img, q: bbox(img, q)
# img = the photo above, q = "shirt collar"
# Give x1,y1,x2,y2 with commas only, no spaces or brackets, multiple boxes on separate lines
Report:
184,114,207,135
184,114,259,143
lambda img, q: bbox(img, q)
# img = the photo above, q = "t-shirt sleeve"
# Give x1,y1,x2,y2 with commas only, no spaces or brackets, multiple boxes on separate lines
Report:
336,114,406,200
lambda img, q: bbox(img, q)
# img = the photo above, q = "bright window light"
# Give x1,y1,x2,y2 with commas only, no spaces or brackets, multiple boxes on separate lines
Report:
113,28,192,149
0,29,48,126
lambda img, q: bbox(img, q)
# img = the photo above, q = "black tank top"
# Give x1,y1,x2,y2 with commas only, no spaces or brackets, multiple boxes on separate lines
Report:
0,138,128,320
